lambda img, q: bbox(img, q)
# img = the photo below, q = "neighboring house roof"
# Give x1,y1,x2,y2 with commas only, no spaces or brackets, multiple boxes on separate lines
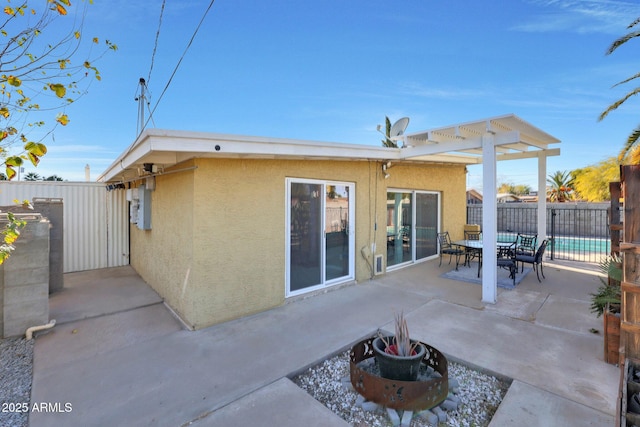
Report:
518,195,538,203
497,193,519,202
467,189,530,203
466,189,483,202
98,113,561,183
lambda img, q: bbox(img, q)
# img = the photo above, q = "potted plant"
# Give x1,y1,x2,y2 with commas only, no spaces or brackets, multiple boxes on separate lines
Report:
373,312,426,381
590,254,622,364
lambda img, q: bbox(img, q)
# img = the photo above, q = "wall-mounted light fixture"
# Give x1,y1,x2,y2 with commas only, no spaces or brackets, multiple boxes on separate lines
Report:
382,162,390,179
143,163,158,174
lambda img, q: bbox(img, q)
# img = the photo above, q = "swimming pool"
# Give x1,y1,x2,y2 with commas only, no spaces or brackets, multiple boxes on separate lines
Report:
496,233,610,262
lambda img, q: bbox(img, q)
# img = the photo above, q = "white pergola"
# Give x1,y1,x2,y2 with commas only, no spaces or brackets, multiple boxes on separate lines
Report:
396,114,561,303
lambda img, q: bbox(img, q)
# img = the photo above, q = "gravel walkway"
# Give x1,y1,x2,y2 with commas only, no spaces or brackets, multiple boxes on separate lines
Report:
293,351,509,427
0,337,33,427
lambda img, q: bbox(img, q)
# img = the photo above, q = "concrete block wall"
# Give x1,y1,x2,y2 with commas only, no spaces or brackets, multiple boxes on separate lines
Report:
0,199,63,293
0,215,50,338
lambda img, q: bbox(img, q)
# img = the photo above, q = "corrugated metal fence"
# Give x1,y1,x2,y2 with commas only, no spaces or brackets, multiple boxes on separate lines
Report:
0,181,128,272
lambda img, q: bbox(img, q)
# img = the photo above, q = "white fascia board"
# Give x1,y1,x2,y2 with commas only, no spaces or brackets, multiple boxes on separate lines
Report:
147,133,399,160
98,129,401,182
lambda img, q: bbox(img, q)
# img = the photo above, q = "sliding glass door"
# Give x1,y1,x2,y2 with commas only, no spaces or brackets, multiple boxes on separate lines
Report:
386,192,412,268
416,192,439,260
386,190,440,269
287,179,354,296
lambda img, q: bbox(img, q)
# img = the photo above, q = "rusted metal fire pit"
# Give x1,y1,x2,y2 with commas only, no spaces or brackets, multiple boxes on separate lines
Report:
349,336,448,411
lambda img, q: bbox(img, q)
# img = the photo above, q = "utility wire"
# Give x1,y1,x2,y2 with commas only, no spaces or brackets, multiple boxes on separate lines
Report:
141,0,216,134
147,0,166,86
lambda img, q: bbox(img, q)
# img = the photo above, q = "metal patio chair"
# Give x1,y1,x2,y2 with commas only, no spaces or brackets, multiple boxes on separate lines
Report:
437,232,464,269
497,242,517,287
515,233,537,257
515,239,549,282
463,230,482,267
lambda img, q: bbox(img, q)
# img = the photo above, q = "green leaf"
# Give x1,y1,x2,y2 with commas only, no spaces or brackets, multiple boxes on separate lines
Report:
55,113,69,126
5,156,23,167
7,76,21,87
48,83,66,98
24,141,47,156
27,152,41,166
5,166,15,180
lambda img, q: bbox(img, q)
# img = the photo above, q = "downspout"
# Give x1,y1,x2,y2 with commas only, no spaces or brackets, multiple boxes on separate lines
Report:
25,319,56,340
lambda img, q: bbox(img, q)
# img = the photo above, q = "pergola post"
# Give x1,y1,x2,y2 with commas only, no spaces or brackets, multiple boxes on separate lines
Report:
481,133,497,304
537,151,548,241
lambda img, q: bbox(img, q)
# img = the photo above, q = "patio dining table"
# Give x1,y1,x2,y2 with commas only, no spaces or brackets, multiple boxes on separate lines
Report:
453,239,514,278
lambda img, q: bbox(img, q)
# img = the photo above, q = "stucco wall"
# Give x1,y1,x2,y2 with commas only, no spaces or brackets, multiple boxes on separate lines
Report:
130,161,196,323
383,163,467,241
187,158,379,329
129,158,467,330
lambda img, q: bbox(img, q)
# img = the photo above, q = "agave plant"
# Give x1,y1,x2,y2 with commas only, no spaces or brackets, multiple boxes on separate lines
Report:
378,312,420,356
590,254,622,317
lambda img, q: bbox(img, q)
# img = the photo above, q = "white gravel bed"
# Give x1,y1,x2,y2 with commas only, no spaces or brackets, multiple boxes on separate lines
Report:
292,351,509,427
0,337,34,427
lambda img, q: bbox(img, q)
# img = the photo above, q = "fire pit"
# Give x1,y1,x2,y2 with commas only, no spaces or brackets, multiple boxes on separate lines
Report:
349,336,448,411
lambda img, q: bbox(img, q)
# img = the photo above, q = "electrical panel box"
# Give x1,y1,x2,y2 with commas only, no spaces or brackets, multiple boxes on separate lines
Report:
128,188,139,224
137,185,152,230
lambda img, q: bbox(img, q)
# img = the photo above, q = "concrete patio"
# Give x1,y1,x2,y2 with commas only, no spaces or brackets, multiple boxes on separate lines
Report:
28,258,617,426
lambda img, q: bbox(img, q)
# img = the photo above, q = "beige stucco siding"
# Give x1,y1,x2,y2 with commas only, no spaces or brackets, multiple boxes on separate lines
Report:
129,158,467,330
130,161,196,323
187,158,377,328
383,163,467,241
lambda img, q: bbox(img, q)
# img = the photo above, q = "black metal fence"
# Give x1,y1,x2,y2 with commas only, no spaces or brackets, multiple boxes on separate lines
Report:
467,203,611,263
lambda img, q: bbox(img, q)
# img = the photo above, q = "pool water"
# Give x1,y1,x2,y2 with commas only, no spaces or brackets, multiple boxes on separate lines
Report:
496,233,610,254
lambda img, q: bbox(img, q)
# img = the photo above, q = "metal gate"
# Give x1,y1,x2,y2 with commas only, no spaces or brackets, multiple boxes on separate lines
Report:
467,203,610,263
0,181,129,272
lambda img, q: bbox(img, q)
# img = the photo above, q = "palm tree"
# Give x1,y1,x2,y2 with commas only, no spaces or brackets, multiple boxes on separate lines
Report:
23,172,41,181
380,116,397,148
44,175,64,181
547,170,574,202
599,17,640,163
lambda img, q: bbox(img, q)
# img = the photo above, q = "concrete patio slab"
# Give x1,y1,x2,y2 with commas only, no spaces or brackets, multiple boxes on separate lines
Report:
191,378,350,427
535,294,602,335
26,259,620,427
489,380,612,426
34,303,182,371
485,288,546,321
405,299,618,417
30,281,432,427
50,266,162,324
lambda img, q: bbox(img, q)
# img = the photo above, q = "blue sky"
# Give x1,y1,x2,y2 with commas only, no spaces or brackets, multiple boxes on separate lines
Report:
20,0,640,189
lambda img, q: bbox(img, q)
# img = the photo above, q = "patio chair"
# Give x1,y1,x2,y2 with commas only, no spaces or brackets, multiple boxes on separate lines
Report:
463,230,482,267
515,233,537,257
437,232,464,269
497,242,517,287
515,239,548,282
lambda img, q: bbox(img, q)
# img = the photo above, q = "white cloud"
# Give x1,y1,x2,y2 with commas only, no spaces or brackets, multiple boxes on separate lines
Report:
514,0,640,34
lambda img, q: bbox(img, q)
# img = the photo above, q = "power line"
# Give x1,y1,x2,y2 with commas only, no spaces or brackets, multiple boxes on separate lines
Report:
141,0,216,135
147,0,166,86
